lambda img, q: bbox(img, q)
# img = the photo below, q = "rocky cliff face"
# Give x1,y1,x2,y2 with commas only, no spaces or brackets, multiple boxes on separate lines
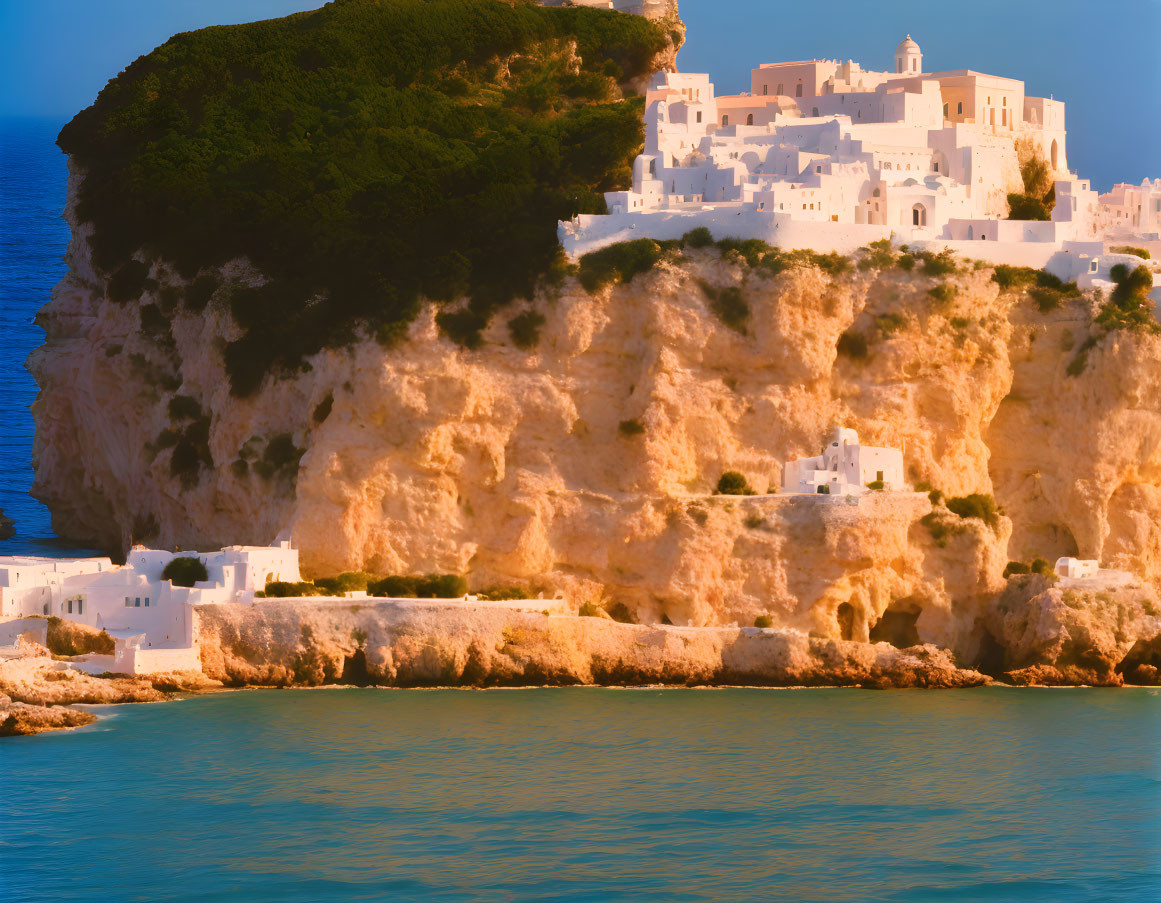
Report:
30,174,1161,676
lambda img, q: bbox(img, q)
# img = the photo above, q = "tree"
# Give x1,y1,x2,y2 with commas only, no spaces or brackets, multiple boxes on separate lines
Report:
162,556,208,587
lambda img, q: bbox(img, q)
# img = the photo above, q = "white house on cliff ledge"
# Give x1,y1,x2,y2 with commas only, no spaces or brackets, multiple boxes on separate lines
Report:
560,35,1160,270
782,428,905,495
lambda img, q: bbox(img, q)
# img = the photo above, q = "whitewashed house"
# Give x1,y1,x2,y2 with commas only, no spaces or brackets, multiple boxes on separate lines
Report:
1054,557,1099,579
0,539,300,674
781,427,905,495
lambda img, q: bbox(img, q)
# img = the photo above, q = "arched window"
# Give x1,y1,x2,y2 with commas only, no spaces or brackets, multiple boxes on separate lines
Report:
795,81,803,97
812,106,819,117
912,203,927,227
722,114,729,126
1051,139,1059,169
968,225,973,240
957,101,963,115
746,113,754,126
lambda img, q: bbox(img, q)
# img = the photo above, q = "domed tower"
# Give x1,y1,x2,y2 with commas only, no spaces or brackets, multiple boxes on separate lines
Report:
895,34,922,74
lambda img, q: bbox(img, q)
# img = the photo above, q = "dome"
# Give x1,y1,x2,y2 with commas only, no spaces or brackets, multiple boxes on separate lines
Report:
896,34,920,54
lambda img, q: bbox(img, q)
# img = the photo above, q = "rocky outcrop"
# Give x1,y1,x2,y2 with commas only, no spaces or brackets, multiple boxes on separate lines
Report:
981,574,1161,685
197,598,988,689
0,508,13,540
0,645,221,737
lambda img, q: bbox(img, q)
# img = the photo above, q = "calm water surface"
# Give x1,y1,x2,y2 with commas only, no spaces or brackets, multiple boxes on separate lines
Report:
1,687,1159,902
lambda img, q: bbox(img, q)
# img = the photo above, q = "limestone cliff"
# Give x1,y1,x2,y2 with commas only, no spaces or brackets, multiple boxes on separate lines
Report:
30,174,1161,679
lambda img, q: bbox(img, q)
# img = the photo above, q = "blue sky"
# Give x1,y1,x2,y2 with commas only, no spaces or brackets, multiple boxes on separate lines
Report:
1,0,1157,188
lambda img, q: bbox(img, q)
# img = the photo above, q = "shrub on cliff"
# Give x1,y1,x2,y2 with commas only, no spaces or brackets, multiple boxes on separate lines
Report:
263,580,323,598
1111,246,1150,260
716,471,755,496
698,281,750,333
313,572,375,595
945,493,1001,531
508,310,547,350
836,330,868,360
367,574,468,599
753,614,774,628
59,0,672,395
162,556,209,587
578,238,679,292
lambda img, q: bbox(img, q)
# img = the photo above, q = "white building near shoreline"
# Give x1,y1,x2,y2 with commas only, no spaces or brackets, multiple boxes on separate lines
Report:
559,36,1159,268
0,539,300,674
782,427,905,496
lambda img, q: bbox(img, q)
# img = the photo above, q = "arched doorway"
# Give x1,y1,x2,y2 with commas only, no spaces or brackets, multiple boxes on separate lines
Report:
912,203,927,227
968,225,973,240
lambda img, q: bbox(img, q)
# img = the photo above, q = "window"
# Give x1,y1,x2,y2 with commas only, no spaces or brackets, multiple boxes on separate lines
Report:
722,114,728,126
795,82,803,97
1002,97,1007,106
957,101,963,114
746,113,754,126
873,188,880,197
943,103,948,118
812,106,819,117
125,597,131,607
934,161,939,172
66,600,72,614
1090,259,1099,273
816,165,822,173
763,84,768,95
696,111,702,123
144,598,150,607
135,597,141,607
777,83,784,95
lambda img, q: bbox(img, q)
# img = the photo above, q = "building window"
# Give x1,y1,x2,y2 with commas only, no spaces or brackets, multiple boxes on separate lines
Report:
957,101,963,114
66,600,72,614
763,85,768,95
144,598,150,607
135,597,141,607
1002,97,1007,106
125,597,131,607
816,165,822,173
722,114,728,126
746,114,754,126
943,103,948,118
812,106,819,117
696,111,702,123
795,82,803,97
1090,259,1099,272
777,83,784,95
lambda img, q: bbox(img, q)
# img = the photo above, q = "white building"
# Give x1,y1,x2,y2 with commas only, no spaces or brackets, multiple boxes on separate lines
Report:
0,539,300,674
559,36,1158,268
1054,557,1099,579
781,427,905,495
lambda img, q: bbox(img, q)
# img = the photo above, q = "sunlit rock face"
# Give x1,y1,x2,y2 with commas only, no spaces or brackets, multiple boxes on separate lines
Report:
30,174,1161,676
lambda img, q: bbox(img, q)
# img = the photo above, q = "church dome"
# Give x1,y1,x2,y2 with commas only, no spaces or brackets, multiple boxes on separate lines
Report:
894,34,922,74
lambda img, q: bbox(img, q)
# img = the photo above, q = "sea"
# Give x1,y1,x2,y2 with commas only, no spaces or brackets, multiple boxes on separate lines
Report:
1,117,1160,903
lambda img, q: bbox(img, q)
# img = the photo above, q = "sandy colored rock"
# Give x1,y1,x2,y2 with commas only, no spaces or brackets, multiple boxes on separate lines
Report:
197,598,988,689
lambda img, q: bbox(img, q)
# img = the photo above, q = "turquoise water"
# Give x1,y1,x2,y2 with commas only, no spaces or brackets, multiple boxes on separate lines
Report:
2,687,1159,902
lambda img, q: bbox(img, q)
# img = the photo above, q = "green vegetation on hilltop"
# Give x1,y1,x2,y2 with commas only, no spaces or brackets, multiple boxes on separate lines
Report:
59,0,673,395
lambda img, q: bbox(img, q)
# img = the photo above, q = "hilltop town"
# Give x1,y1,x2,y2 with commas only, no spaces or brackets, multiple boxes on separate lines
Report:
561,35,1161,288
